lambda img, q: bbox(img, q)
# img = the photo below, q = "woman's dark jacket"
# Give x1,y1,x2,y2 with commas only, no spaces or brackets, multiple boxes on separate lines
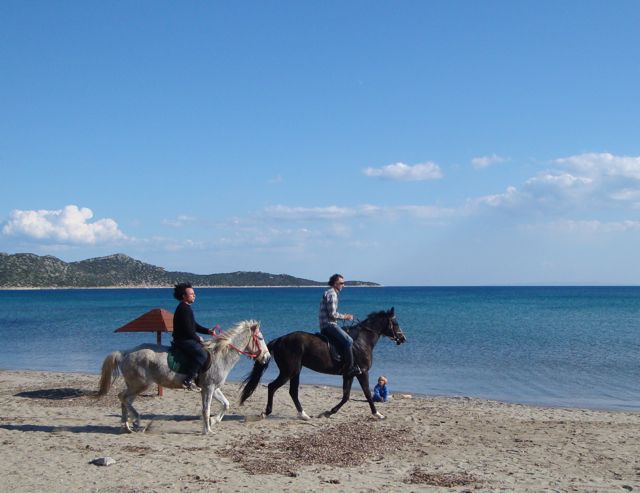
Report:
172,302,209,342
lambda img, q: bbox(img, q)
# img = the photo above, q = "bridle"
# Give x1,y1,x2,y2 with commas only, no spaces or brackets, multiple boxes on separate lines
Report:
211,325,264,359
352,315,403,343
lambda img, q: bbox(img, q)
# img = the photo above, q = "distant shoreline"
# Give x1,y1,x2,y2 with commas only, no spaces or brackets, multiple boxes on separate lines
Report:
0,284,381,291
3,284,639,290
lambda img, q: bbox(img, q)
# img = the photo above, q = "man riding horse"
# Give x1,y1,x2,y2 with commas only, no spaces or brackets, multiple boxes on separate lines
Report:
172,282,216,391
319,274,361,378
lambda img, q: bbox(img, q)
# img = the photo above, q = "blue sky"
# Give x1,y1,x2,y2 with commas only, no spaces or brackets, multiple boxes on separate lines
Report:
2,1,640,285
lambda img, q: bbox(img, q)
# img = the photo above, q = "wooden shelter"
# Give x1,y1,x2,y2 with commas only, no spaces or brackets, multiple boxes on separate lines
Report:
115,308,173,395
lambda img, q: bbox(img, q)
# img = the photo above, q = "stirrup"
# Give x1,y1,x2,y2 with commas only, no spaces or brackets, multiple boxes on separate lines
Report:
183,380,201,392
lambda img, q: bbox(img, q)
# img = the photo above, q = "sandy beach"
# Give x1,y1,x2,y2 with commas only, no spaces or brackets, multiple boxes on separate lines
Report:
0,370,638,492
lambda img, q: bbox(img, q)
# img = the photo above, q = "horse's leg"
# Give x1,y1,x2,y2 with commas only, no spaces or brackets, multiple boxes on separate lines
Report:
211,387,229,425
200,386,214,435
117,388,132,433
264,371,290,418
121,383,148,431
288,373,310,421
118,385,144,432
357,371,384,419
319,376,354,418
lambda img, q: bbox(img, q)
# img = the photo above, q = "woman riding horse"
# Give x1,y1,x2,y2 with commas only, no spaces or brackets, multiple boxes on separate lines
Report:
172,282,216,391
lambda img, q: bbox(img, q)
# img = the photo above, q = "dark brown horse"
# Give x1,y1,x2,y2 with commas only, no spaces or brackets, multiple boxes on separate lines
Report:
240,308,406,420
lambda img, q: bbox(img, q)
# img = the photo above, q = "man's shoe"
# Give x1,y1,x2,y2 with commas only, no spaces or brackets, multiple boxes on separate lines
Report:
183,379,201,392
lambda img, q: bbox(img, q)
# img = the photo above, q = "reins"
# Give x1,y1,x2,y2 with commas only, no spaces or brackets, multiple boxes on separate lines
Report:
211,326,263,359
351,315,401,342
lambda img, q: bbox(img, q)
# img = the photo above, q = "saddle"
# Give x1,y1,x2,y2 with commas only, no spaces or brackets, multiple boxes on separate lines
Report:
167,344,212,375
315,325,361,369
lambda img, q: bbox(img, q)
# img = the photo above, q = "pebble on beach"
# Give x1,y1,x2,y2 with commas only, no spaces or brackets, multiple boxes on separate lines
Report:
89,457,116,467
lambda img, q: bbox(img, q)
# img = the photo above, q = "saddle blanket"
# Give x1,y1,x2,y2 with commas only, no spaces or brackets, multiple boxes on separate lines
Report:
167,346,212,374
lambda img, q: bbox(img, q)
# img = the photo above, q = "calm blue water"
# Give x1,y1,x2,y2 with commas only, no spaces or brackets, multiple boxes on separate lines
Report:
0,286,639,411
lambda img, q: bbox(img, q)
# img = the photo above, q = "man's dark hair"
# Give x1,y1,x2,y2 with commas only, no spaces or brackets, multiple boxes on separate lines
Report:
173,282,193,301
328,274,343,287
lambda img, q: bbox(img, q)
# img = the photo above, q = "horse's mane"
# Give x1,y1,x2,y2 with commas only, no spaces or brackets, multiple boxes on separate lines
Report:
202,320,259,355
365,309,388,321
351,310,389,352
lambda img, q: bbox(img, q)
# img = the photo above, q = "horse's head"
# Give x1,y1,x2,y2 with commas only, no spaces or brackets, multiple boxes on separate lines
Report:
380,307,406,345
246,322,271,364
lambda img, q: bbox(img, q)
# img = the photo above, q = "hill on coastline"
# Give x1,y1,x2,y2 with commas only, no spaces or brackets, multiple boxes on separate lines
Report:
0,253,379,288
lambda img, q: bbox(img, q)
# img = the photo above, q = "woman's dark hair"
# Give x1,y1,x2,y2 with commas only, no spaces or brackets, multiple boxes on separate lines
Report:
328,274,343,287
173,282,193,301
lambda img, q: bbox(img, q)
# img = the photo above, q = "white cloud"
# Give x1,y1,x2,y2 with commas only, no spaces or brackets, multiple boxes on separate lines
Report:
531,219,640,234
128,236,205,252
260,153,640,237
2,205,127,244
611,188,640,202
525,173,593,189
163,215,196,227
541,153,640,208
363,161,443,181
555,152,640,180
464,153,640,216
209,222,322,251
264,204,455,221
471,154,507,169
470,186,521,209
393,205,457,219
264,205,361,220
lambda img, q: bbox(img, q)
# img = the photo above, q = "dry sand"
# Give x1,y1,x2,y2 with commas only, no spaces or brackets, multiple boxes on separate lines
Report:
0,370,638,492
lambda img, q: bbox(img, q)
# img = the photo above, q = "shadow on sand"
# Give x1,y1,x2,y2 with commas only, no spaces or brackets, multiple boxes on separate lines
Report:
15,388,93,400
0,423,121,434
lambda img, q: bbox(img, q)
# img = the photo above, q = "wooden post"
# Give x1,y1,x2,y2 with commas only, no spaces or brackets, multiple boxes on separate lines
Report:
156,331,164,396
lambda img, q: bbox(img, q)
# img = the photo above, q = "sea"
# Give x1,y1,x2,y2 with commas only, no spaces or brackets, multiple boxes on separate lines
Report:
0,286,638,412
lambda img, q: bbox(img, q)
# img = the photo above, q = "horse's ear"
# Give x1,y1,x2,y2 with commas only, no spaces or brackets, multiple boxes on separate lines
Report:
251,323,259,332
389,307,395,317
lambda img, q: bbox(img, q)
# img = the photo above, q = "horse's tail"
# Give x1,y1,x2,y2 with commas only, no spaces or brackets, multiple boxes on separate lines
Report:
239,338,278,405
97,351,122,396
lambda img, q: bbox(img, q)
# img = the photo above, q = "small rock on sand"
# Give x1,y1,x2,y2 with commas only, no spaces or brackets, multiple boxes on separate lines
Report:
89,457,116,467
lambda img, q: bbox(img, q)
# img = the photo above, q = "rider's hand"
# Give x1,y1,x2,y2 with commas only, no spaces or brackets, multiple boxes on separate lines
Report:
197,336,204,343
344,314,354,321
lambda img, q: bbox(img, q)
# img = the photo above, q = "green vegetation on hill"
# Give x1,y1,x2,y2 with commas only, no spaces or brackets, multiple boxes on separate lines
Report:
0,253,379,288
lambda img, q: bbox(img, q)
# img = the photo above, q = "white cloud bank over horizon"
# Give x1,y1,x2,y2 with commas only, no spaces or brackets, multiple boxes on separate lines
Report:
470,152,640,214
2,205,127,245
555,152,640,180
363,161,443,181
263,153,640,232
3,153,639,285
526,219,640,234
263,204,456,221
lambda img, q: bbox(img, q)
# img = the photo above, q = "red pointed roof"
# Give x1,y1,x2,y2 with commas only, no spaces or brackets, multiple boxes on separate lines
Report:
115,308,173,333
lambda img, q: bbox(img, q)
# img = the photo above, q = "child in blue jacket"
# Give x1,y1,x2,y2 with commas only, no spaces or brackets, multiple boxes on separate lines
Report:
372,375,389,402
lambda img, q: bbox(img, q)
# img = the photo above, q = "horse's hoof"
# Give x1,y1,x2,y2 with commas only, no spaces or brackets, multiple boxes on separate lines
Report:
373,412,385,420
121,424,133,434
317,411,332,419
260,412,268,419
297,411,311,421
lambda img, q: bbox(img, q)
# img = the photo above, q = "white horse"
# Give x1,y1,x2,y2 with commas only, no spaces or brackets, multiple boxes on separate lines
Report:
98,320,270,434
